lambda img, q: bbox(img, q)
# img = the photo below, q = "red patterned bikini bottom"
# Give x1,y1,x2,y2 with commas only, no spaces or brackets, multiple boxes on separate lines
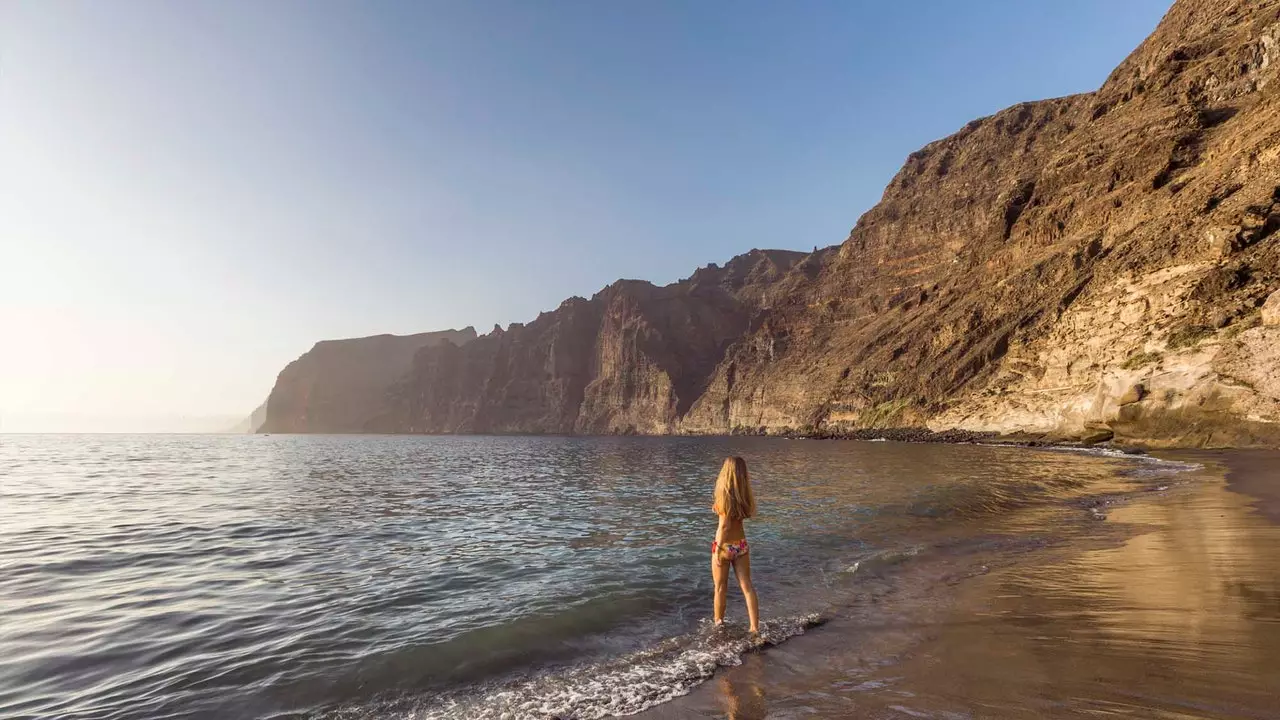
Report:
712,538,749,560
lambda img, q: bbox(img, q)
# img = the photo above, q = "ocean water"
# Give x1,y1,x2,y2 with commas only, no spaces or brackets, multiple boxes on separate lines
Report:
0,434,1269,720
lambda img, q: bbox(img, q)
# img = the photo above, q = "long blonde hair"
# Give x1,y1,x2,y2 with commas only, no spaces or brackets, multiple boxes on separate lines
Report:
713,456,756,520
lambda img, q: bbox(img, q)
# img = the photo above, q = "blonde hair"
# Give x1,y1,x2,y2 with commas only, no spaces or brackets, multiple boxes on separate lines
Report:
712,456,756,520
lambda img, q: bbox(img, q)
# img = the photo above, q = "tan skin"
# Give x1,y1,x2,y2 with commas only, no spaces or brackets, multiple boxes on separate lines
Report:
712,512,760,633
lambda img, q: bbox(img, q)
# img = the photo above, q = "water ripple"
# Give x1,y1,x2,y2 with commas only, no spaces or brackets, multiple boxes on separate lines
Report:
0,434,1180,719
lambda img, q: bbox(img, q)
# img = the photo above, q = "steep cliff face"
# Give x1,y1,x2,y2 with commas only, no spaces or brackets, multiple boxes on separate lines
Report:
369,250,807,434
260,328,477,433
261,0,1280,446
929,0,1280,447
682,0,1280,447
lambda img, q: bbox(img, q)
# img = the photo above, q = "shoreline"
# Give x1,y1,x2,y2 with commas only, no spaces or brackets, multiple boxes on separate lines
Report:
250,423,1280,452
641,445,1280,719
244,426,1177,453
743,425,1143,450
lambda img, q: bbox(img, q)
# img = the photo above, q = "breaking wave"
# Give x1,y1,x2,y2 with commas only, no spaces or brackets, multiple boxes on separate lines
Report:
328,613,825,720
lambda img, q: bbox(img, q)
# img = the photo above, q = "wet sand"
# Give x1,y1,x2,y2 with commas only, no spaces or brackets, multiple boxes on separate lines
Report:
640,450,1280,719
1223,449,1280,524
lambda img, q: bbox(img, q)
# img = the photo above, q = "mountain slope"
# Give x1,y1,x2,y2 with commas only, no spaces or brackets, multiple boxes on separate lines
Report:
680,0,1280,447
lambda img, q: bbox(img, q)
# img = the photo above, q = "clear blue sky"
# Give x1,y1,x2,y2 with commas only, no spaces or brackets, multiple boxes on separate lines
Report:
0,0,1172,431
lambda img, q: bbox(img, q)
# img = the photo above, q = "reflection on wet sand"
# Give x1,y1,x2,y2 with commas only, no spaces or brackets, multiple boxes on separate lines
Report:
718,654,768,720
904,456,1280,717
642,451,1280,719
1073,468,1278,657
1029,453,1280,716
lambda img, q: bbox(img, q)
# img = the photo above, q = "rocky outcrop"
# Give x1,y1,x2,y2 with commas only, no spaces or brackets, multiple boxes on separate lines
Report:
260,328,477,433
913,0,1280,447
1263,288,1280,325
366,250,808,434
260,0,1280,447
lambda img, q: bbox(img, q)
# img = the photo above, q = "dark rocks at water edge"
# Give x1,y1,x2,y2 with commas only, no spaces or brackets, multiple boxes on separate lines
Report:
730,425,1151,454
727,426,998,445
258,0,1280,449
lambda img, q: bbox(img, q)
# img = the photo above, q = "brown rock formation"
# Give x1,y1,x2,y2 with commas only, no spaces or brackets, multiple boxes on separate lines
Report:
261,0,1280,446
686,0,1280,447
366,250,808,434
1264,288,1280,325
260,328,477,433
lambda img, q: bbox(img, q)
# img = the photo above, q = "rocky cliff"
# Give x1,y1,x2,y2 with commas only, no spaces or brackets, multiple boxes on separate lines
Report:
678,0,1280,447
259,328,477,433
260,0,1280,447
366,250,811,434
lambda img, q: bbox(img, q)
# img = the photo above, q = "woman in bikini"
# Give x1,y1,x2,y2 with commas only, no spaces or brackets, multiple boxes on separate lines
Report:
711,456,760,634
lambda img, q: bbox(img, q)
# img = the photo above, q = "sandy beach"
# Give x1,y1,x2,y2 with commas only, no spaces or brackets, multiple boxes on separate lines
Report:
641,449,1280,719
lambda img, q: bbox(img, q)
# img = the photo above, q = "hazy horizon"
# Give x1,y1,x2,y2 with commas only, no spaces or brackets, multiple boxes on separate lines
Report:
0,0,1174,432
0,412,245,435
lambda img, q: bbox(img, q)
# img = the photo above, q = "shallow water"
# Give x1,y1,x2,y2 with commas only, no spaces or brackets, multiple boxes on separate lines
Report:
0,435,1259,719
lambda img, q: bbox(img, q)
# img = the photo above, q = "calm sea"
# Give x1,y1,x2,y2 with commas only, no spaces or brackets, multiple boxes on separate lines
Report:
1,435,1275,719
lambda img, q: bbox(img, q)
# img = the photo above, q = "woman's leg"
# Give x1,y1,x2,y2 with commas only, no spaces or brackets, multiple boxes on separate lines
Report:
712,551,729,624
731,554,760,633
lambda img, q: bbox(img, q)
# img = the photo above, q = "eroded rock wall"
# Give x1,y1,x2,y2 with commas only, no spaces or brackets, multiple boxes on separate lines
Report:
683,0,1280,447
365,250,806,435
260,328,477,433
